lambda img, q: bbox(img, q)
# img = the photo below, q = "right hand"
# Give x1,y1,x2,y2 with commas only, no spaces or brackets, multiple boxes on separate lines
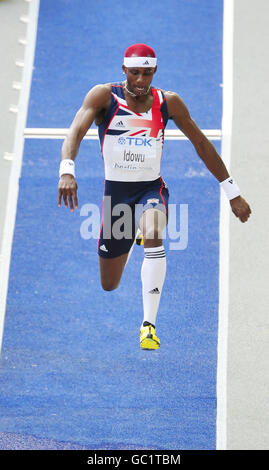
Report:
58,174,78,212
230,195,251,223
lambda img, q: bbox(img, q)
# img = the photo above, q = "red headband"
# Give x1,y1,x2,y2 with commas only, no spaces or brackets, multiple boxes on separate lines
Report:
124,43,157,68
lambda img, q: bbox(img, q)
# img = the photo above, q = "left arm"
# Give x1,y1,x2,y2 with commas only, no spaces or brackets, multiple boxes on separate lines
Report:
165,91,251,223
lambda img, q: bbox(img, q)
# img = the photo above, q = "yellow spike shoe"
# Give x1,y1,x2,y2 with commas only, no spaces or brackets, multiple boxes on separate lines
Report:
140,324,160,350
135,232,144,246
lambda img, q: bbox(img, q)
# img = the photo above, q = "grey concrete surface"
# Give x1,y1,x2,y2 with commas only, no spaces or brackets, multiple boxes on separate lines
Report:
227,0,269,450
0,0,28,244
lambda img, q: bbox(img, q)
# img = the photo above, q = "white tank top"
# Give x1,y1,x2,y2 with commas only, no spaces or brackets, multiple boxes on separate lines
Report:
98,84,169,182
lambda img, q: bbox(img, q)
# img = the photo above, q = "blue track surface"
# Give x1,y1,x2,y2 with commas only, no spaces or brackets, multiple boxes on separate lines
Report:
27,0,223,129
0,0,223,450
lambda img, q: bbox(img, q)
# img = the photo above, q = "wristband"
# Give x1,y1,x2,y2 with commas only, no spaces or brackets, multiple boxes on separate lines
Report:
220,176,240,200
59,159,75,178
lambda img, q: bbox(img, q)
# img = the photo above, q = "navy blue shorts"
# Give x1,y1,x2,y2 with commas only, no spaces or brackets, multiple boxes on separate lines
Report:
98,177,169,258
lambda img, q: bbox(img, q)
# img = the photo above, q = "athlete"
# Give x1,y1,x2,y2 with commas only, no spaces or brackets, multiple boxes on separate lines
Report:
58,43,251,350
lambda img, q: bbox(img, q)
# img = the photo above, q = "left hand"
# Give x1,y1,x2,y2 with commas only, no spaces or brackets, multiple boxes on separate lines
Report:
230,196,251,223
58,174,78,212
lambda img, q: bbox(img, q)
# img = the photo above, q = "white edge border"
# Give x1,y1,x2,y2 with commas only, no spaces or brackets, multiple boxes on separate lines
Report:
217,0,234,451
0,0,40,354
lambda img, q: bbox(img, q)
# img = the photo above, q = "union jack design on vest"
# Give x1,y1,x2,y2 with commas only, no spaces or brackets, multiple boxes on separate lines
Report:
97,83,169,182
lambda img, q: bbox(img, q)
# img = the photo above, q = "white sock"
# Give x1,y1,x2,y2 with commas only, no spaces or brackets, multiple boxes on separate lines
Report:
141,246,166,327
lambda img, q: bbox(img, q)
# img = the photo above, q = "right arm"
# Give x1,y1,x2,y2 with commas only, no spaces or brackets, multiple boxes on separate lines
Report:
58,84,111,211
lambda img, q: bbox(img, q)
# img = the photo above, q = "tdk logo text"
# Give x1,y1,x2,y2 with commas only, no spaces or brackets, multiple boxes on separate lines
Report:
118,137,152,147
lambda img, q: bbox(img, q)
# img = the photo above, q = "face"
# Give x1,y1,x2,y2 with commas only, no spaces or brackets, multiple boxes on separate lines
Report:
122,65,157,96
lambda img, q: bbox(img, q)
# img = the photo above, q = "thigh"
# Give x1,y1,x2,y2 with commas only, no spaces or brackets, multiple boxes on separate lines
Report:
135,177,169,227
139,208,167,247
135,177,169,245
98,180,136,259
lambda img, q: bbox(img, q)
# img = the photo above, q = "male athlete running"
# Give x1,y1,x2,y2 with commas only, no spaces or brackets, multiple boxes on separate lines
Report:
58,43,251,350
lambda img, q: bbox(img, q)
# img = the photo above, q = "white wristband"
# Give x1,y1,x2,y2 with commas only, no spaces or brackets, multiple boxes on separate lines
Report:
220,176,240,200
59,159,75,178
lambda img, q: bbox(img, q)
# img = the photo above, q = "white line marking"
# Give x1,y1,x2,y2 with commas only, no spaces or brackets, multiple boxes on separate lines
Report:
9,105,19,114
20,15,30,24
23,128,222,140
18,38,28,46
3,153,14,161
0,0,40,354
217,0,234,451
12,81,22,90
15,60,25,68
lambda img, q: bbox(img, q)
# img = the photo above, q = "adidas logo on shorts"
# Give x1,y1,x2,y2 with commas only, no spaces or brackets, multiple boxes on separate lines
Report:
100,244,108,252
